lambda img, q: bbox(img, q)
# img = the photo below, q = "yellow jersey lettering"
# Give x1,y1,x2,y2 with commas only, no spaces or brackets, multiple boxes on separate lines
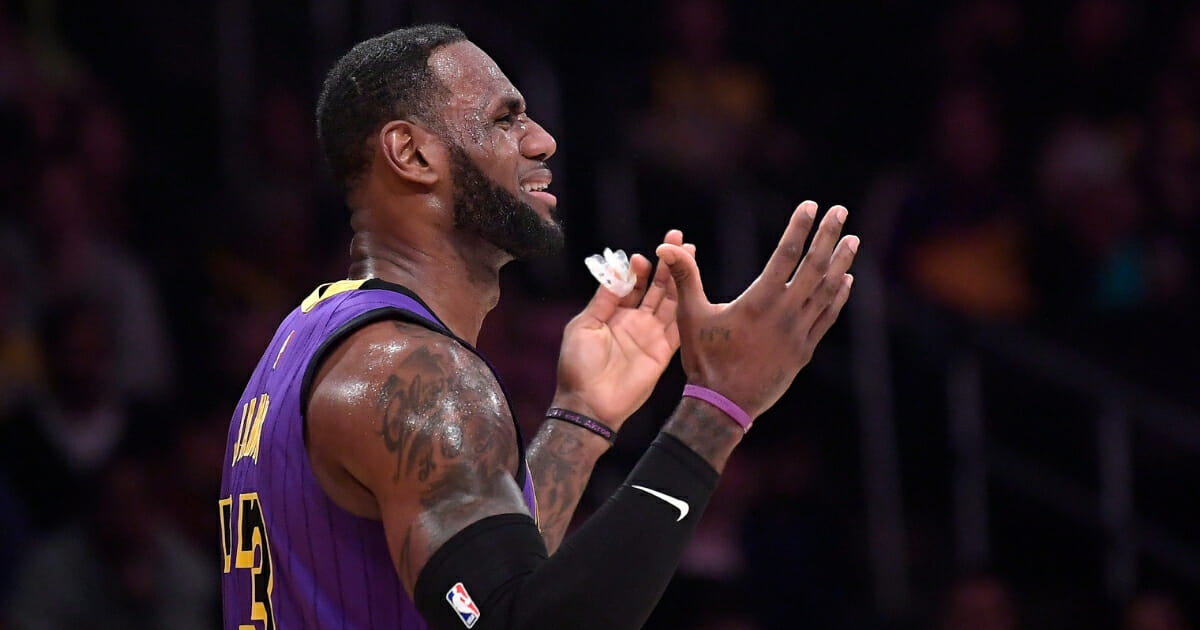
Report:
220,493,276,630
219,497,233,573
232,393,270,466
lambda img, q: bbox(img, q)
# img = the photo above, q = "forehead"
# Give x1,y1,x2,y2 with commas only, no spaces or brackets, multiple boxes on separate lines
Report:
428,41,522,116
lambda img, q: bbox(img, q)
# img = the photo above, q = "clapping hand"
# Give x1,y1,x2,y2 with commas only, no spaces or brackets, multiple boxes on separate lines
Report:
552,230,696,427
656,201,858,419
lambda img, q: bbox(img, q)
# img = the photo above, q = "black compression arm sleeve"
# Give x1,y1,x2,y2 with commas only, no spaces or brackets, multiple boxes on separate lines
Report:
414,433,719,630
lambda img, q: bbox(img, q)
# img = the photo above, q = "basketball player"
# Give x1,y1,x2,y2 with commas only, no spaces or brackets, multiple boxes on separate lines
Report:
220,24,857,630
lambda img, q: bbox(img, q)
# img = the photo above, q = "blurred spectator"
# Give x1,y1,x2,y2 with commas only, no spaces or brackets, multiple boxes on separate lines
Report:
634,0,775,183
3,455,215,630
629,0,802,298
1031,116,1183,319
872,84,1032,320
1122,592,1193,630
29,158,175,398
0,293,132,529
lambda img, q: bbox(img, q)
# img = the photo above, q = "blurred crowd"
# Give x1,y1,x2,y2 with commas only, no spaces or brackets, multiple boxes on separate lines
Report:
1,0,1198,629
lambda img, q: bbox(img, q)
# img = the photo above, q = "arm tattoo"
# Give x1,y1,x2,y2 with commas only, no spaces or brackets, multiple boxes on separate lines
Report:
373,331,523,575
526,422,602,553
378,347,451,483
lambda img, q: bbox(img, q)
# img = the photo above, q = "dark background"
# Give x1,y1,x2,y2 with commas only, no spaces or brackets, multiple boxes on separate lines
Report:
2,0,1198,628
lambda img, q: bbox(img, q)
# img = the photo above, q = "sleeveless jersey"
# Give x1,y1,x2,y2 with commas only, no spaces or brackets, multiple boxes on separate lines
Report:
219,278,537,630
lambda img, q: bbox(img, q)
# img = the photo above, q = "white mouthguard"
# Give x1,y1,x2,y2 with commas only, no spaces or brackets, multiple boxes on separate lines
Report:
585,248,636,297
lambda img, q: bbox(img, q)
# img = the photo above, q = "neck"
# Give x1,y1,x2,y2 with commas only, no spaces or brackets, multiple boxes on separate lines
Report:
346,209,508,345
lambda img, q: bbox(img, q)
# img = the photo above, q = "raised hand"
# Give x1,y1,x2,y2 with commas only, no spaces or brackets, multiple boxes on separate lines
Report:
656,201,857,419
552,231,695,428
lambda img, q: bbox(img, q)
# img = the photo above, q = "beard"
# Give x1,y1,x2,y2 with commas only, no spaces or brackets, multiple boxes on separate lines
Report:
448,143,565,259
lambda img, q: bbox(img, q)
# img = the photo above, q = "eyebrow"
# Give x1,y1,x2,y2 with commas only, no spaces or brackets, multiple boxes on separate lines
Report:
491,95,525,116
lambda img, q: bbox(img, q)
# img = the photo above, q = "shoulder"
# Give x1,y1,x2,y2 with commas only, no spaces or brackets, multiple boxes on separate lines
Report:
306,319,517,508
308,319,506,420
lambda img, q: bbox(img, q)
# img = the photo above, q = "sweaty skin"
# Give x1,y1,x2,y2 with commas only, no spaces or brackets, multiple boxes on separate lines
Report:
308,39,688,593
306,37,858,607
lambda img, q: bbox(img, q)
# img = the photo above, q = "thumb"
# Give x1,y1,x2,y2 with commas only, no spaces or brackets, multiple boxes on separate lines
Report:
578,280,623,324
655,243,707,311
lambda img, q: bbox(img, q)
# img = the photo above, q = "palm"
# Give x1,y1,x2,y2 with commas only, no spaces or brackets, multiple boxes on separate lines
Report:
558,305,679,423
553,234,689,427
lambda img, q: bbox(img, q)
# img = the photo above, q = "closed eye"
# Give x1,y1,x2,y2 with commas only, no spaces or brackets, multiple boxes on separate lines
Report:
495,111,528,129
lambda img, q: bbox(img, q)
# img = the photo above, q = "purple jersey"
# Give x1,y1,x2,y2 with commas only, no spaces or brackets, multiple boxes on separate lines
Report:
219,279,537,630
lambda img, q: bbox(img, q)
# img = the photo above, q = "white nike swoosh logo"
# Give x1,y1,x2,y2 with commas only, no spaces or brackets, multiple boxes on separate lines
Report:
631,485,690,521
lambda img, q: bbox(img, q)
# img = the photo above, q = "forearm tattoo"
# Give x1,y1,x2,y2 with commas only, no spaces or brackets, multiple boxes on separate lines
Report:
526,422,602,553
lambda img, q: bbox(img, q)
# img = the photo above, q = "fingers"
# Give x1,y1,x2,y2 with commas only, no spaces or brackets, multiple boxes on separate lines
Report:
650,240,692,326
580,278,623,324
807,274,854,342
654,285,679,327
789,204,848,294
655,242,709,313
640,230,684,313
618,254,654,308
795,234,859,334
758,201,818,287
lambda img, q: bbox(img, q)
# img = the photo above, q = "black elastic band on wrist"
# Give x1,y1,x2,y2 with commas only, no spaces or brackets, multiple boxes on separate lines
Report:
545,407,615,443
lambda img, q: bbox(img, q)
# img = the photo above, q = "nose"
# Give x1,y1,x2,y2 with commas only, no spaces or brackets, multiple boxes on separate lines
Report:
520,119,557,162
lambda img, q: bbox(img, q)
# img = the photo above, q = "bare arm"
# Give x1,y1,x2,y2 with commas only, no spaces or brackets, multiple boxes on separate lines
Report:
305,319,717,630
524,414,607,552
303,202,857,629
529,231,691,552
307,321,528,594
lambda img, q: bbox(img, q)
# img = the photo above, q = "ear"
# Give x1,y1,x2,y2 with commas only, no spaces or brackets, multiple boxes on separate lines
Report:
378,120,443,186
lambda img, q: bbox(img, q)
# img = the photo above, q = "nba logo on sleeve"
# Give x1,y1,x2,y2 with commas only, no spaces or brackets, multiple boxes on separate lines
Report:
445,582,481,628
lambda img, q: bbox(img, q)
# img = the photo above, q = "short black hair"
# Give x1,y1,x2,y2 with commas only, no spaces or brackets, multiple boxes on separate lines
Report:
316,24,467,191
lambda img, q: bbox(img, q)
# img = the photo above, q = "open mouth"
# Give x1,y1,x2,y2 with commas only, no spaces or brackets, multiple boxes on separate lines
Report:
520,181,549,193
518,169,555,208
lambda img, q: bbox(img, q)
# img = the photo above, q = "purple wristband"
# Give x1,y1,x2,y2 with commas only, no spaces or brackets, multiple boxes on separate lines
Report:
545,407,616,443
681,385,753,432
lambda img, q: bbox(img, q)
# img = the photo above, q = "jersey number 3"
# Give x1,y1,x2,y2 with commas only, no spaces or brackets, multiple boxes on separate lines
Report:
220,493,276,630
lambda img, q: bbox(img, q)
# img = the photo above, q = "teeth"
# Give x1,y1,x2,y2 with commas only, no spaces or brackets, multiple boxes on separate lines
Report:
521,183,549,193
